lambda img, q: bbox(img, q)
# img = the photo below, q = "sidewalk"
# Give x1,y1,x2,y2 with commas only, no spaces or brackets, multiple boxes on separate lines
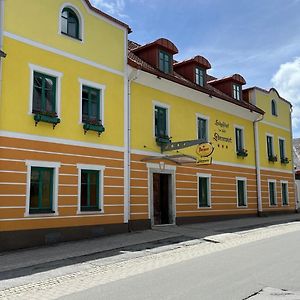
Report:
1,214,299,283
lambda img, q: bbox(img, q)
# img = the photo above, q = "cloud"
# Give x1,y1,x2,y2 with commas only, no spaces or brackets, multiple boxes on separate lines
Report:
90,0,127,18
271,57,300,137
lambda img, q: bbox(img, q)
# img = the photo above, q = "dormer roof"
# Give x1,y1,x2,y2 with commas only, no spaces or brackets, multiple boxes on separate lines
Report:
132,38,178,55
174,55,211,70
208,73,246,85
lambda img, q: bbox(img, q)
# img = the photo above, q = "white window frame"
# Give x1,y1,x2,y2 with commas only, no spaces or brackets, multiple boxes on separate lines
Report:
268,179,277,206
28,64,63,118
25,160,61,217
59,3,84,42
233,83,241,101
236,177,248,208
234,125,245,152
271,99,277,116
266,133,275,158
280,180,289,206
152,100,170,138
76,164,105,214
278,137,286,160
197,173,211,209
196,113,209,141
79,78,106,125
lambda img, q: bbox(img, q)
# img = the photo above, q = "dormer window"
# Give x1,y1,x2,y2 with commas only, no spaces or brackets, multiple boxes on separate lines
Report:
61,7,80,40
271,99,277,116
233,84,242,101
195,67,205,87
159,50,172,74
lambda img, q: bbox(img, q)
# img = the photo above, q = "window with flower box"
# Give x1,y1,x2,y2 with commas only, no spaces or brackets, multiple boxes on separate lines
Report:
81,83,105,136
235,127,247,157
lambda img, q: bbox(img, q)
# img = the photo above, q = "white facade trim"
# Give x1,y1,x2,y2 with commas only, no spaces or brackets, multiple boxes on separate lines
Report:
236,177,248,208
28,63,63,117
261,120,290,132
4,31,124,76
131,67,261,121
76,163,105,214
78,78,106,125
280,180,289,206
196,173,211,208
152,100,170,138
58,3,85,42
195,113,210,141
25,160,61,217
0,130,124,152
267,179,277,206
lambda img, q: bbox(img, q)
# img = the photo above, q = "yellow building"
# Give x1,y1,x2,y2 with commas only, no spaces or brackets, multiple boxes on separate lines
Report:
0,1,296,250
127,38,295,228
0,0,130,250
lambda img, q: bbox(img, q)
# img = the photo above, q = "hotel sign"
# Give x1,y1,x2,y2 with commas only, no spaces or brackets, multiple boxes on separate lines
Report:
196,142,214,165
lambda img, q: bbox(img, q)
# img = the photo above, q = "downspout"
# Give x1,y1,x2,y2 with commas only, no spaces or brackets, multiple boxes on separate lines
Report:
254,113,264,216
289,106,298,211
125,67,140,228
0,0,5,106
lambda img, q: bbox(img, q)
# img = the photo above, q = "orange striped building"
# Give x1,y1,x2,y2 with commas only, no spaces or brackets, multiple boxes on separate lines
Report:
0,0,296,250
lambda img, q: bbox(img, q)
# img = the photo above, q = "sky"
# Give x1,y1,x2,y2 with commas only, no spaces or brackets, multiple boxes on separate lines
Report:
91,0,300,138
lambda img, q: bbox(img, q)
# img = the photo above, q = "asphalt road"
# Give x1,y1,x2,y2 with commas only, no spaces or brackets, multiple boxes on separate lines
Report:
60,230,300,300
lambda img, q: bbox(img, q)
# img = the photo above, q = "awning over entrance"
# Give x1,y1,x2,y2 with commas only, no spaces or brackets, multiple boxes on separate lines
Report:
141,154,197,165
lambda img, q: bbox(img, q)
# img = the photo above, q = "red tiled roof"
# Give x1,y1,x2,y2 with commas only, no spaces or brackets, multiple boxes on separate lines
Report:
208,73,246,85
174,55,211,70
128,40,264,115
132,38,178,55
84,0,131,33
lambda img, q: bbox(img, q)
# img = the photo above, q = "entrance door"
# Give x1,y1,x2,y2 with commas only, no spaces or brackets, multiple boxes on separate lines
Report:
153,173,172,225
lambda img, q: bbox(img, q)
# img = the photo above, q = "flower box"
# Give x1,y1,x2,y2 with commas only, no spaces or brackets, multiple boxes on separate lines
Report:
237,149,248,157
33,112,60,128
83,120,105,136
268,155,278,162
280,157,289,164
156,135,171,145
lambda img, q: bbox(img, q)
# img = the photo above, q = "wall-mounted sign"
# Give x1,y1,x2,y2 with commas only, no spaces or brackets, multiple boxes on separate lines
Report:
196,142,214,165
213,119,232,146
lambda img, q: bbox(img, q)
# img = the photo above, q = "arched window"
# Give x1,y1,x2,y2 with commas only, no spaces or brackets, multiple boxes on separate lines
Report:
271,99,277,116
61,7,80,39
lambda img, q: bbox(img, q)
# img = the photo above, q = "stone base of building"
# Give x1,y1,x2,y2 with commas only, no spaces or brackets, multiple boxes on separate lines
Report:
176,213,258,225
128,219,151,231
0,223,128,252
258,209,298,217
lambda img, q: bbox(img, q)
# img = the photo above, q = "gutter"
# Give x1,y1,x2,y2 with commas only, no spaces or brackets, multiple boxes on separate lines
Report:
289,106,298,211
125,67,140,226
253,88,264,216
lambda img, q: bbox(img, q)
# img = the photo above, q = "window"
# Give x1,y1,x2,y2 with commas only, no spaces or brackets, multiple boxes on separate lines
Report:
235,127,244,152
197,117,208,142
82,85,101,123
32,72,56,115
195,67,205,87
61,7,80,39
197,174,211,208
236,178,247,207
271,99,277,116
80,170,100,211
268,180,277,206
77,164,104,213
281,181,288,205
233,84,241,100
155,105,168,137
267,135,274,158
159,50,172,73
279,138,285,160
25,160,60,216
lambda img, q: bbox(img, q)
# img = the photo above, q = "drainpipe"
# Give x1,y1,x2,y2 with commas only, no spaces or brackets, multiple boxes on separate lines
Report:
289,106,298,212
0,0,5,106
124,67,140,227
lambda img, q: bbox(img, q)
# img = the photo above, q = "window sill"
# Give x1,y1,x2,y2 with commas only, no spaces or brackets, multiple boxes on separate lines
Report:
60,31,82,42
237,205,247,208
197,206,211,209
25,211,57,217
77,210,104,215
